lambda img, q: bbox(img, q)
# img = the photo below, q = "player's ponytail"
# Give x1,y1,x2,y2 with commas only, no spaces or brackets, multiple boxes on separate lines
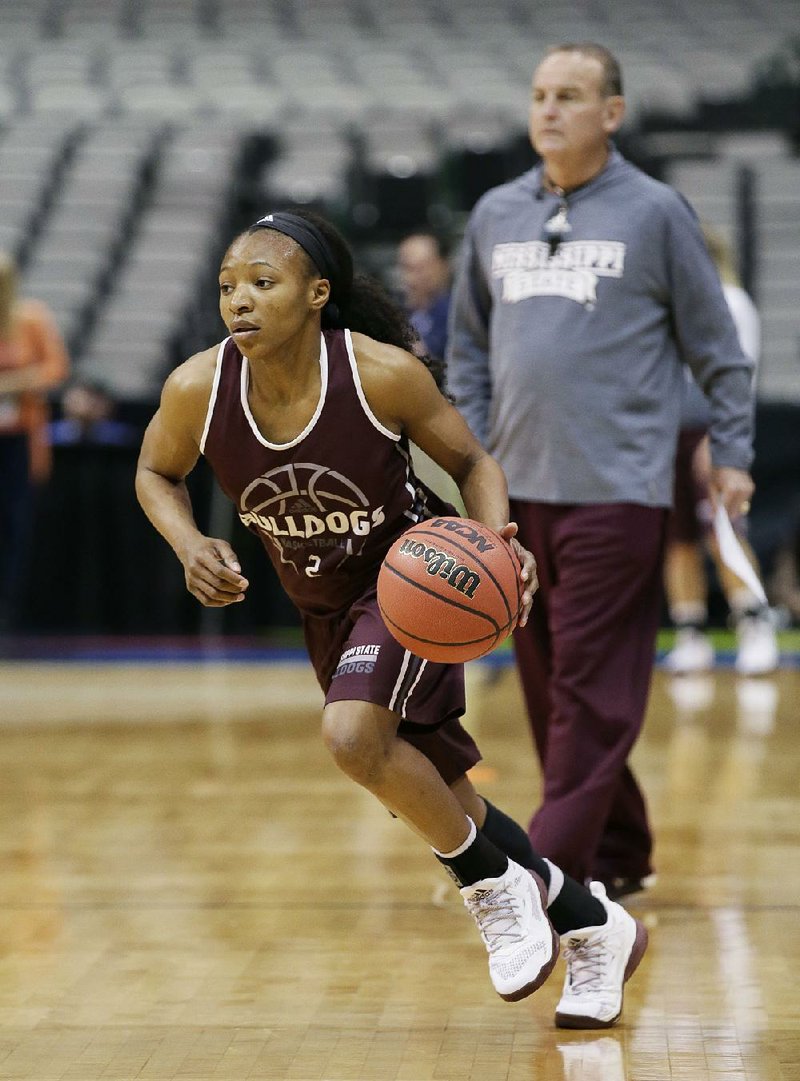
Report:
337,271,445,391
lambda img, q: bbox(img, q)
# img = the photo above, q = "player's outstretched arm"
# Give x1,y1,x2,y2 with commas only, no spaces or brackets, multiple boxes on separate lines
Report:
136,349,249,607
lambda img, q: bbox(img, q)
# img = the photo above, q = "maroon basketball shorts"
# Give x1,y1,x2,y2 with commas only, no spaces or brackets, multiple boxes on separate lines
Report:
304,588,480,785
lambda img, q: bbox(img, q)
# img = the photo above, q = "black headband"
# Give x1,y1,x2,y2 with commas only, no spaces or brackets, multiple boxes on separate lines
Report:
254,212,340,286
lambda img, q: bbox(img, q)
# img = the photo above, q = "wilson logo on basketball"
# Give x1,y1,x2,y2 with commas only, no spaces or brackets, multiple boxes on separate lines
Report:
398,539,481,598
378,516,520,664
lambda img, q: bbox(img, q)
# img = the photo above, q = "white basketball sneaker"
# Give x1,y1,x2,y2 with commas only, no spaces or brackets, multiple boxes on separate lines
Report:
555,882,648,1028
664,627,714,674
735,614,779,676
461,859,559,1001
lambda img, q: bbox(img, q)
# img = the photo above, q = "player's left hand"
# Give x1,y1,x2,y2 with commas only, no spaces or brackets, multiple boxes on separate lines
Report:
710,466,755,520
499,522,538,628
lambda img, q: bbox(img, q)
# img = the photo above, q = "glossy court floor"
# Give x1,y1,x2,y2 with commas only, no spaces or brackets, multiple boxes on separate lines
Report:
1,652,798,1081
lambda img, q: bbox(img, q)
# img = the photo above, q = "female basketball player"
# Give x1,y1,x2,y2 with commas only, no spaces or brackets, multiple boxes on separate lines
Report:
136,210,646,1025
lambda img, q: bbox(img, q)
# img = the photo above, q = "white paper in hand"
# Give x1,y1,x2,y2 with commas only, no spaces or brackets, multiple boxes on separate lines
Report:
712,504,767,605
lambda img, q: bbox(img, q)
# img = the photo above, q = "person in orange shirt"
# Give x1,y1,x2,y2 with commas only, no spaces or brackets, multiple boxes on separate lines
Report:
0,251,70,629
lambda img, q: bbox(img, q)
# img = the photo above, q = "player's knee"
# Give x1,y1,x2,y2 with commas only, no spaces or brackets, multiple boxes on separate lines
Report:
321,711,389,785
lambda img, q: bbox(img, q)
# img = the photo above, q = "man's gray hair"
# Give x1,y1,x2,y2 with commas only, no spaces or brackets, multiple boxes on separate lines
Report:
543,43,623,97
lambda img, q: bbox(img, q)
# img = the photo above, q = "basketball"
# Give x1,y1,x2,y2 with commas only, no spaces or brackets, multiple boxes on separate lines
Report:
377,516,523,663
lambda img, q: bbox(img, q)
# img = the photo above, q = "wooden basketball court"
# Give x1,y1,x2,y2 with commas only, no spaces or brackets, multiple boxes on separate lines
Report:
1,655,798,1080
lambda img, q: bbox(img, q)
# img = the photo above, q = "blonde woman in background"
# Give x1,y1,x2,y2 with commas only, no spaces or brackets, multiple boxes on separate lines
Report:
663,225,778,676
0,251,70,630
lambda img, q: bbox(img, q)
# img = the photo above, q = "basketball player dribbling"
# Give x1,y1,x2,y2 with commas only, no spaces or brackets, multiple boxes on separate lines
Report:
136,210,647,1026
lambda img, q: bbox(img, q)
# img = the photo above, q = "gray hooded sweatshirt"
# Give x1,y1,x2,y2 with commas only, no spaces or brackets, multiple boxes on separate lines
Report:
447,148,755,507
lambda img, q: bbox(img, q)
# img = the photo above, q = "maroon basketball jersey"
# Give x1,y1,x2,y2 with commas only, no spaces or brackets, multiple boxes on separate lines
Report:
200,329,451,616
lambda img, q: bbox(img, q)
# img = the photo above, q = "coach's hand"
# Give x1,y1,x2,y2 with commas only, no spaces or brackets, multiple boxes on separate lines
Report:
180,536,249,607
711,465,755,520
500,523,538,628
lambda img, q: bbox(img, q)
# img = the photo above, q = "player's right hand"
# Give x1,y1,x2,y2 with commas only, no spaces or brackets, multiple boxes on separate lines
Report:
499,522,538,628
181,536,249,607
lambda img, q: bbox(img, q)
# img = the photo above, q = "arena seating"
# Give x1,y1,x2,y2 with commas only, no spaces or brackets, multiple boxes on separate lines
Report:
0,0,797,404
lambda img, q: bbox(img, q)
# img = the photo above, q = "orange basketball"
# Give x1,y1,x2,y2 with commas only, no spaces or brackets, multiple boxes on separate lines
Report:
377,516,523,663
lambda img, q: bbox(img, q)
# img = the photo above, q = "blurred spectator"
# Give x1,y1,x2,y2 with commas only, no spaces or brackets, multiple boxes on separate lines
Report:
396,230,453,363
0,251,70,630
51,381,138,448
663,225,779,676
395,230,462,511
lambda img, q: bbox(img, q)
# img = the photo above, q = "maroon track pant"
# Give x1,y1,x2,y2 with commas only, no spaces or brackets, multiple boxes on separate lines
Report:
510,500,667,885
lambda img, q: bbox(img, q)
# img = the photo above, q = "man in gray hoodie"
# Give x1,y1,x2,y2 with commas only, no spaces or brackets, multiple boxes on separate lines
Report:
448,43,755,898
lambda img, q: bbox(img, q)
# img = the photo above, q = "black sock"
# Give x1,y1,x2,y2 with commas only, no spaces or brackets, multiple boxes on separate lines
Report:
547,875,607,935
435,826,508,888
480,798,607,933
481,798,551,885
